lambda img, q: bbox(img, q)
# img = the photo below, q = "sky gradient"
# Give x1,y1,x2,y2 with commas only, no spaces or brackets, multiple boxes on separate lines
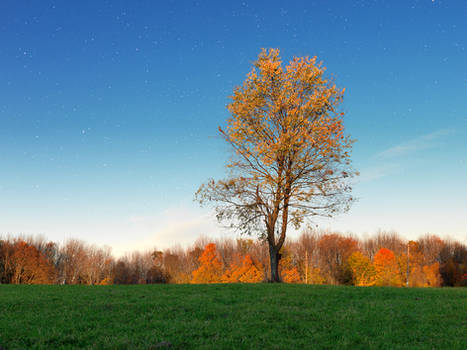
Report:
1,1,466,255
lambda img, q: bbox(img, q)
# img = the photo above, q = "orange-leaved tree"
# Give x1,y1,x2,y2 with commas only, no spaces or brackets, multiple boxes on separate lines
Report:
222,254,264,283
405,241,441,287
423,262,441,287
282,267,301,283
373,248,402,287
191,243,223,283
11,240,54,284
279,246,301,283
196,48,356,282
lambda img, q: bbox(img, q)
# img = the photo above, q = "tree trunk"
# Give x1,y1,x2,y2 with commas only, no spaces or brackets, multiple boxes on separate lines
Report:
269,246,281,282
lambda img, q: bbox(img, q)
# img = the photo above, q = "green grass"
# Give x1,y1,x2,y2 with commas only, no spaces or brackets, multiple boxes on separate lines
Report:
0,284,465,349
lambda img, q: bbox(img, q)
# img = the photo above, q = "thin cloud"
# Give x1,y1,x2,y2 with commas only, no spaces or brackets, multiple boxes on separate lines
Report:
357,129,452,183
377,129,451,159
358,163,401,182
112,206,225,256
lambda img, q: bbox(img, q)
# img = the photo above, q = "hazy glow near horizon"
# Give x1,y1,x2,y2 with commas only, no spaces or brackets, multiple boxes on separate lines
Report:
1,1,466,255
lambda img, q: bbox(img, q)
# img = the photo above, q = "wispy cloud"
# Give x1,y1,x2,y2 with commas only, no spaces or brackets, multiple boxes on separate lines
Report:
357,129,452,183
358,163,401,182
377,129,451,159
112,205,225,256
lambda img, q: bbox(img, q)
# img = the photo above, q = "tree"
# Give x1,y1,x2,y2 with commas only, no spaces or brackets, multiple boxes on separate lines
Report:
222,254,264,283
417,234,444,265
0,240,15,283
60,239,88,284
404,240,441,287
113,259,132,284
347,251,375,286
423,263,441,287
439,241,467,286
196,49,356,282
317,233,358,284
191,243,223,283
373,248,402,287
11,240,54,284
82,245,113,285
362,231,405,260
146,250,169,283
279,245,302,283
282,267,301,283
161,247,192,283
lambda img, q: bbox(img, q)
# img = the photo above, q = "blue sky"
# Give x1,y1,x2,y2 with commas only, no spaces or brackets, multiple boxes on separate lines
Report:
1,1,466,254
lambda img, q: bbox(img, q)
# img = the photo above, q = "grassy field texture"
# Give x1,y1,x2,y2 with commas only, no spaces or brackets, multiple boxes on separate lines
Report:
0,284,465,349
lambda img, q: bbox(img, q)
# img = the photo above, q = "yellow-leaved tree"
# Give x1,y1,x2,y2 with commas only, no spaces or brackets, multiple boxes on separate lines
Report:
347,251,376,286
196,49,356,282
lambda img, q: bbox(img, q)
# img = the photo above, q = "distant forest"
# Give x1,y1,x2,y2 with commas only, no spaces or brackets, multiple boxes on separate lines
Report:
1,230,465,287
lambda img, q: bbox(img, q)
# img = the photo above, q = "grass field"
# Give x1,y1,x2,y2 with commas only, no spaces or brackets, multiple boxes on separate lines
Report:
0,284,465,349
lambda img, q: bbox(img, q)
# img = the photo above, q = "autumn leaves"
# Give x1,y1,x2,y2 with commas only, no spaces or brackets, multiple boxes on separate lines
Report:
190,242,307,284
190,235,447,287
1,232,464,286
192,243,265,283
2,240,55,284
348,246,441,287
196,48,356,281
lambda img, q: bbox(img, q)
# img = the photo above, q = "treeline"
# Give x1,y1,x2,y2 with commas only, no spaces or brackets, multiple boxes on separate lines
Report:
0,230,466,287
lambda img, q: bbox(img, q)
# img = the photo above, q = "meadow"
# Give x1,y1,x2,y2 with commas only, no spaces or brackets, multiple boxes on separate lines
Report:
0,284,465,349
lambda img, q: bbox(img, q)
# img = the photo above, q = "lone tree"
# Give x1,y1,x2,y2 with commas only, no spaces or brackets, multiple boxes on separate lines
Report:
196,48,356,282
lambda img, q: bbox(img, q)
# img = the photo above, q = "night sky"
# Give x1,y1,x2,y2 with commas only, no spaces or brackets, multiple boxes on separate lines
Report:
1,1,466,254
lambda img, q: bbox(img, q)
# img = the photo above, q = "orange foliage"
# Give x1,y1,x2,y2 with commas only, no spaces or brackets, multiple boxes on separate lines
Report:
222,254,264,283
99,276,113,285
373,248,402,287
191,243,223,283
402,241,421,287
196,48,356,282
278,246,302,283
282,267,301,283
0,232,463,287
11,241,54,284
401,241,442,287
423,263,441,287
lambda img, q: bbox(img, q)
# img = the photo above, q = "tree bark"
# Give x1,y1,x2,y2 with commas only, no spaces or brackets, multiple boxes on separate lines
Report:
269,246,281,282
